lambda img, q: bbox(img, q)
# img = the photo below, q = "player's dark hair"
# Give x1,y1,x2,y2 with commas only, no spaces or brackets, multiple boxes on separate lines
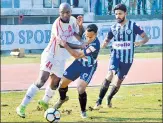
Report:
86,24,98,33
114,4,127,12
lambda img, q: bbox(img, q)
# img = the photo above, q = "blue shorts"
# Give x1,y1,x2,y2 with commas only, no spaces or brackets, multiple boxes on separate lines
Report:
109,56,132,80
63,60,97,84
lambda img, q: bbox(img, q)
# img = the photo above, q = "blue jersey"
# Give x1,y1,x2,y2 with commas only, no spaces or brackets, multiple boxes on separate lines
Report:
107,20,144,63
63,37,100,83
77,37,100,67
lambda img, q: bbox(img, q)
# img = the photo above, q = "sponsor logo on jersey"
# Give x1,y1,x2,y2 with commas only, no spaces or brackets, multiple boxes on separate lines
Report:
112,41,131,50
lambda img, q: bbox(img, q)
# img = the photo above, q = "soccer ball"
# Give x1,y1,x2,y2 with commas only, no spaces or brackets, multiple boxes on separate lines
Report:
44,108,61,122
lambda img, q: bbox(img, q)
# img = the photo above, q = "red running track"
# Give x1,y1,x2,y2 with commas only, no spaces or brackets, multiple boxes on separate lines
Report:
1,58,162,91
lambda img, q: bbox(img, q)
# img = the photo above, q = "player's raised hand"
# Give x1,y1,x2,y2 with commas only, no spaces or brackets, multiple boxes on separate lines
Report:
76,15,83,27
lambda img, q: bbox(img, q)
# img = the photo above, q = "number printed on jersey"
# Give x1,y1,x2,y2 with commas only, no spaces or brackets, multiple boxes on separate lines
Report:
46,61,53,70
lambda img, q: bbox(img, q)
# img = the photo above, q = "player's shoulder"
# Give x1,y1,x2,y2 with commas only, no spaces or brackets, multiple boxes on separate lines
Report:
52,17,60,26
110,23,117,30
130,20,142,30
133,21,140,27
70,16,77,23
90,38,100,47
70,16,76,20
95,37,100,44
112,23,117,27
129,20,138,26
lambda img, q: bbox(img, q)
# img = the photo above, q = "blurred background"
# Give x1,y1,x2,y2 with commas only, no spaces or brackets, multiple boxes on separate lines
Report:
1,2,162,122
1,0,162,54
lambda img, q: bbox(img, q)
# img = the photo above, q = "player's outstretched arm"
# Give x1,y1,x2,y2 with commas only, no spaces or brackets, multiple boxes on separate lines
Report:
73,32,83,42
101,28,113,48
134,32,149,47
101,38,111,48
73,15,85,42
59,42,85,49
60,40,85,59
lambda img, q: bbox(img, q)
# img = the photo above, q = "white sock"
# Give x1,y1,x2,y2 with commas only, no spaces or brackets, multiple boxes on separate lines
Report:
42,86,55,104
20,84,39,107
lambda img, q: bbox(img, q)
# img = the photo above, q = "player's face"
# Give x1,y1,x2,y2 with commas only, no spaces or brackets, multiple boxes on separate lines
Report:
85,30,97,43
59,8,71,23
115,10,126,23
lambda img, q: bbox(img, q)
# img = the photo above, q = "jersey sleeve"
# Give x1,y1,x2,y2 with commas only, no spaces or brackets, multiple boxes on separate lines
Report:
50,21,58,40
51,20,59,36
50,18,62,42
83,42,99,56
106,27,114,40
133,22,144,35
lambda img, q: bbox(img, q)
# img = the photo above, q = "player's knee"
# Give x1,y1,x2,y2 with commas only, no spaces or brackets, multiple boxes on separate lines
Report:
41,73,49,82
35,80,45,88
77,86,86,94
35,74,49,88
51,83,59,90
49,74,61,90
106,71,113,81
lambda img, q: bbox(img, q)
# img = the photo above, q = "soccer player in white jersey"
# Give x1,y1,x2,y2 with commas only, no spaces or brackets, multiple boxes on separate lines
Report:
16,3,85,118
93,4,149,109
54,24,100,118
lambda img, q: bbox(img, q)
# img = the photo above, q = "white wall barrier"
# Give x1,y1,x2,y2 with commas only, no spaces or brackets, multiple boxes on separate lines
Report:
1,20,162,50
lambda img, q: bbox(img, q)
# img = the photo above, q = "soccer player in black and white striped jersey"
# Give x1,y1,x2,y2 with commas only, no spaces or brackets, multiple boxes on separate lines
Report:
94,3,149,109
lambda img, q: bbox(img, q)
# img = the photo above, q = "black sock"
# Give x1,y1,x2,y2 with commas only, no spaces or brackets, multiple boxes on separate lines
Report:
107,85,119,101
79,92,87,112
59,87,68,100
98,79,111,104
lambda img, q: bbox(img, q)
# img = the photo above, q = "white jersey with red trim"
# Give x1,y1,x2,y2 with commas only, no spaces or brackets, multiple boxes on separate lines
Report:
44,16,79,60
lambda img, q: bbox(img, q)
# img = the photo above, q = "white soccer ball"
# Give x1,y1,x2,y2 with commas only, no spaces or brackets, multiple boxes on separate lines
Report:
44,108,61,123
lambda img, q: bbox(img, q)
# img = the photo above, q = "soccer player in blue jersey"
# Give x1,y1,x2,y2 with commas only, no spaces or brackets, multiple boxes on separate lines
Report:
93,4,149,109
54,24,100,118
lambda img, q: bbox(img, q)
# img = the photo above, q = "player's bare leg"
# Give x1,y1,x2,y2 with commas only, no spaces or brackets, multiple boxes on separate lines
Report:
77,79,88,118
54,77,72,109
93,70,114,110
106,75,123,108
38,74,61,110
16,70,50,118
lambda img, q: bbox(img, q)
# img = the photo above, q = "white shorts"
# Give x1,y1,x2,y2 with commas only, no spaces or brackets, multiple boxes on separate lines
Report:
40,52,66,78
